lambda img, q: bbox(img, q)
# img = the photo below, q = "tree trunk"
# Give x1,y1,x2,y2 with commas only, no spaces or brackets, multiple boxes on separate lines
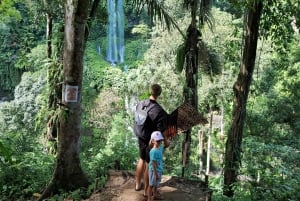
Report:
198,130,204,176
46,13,53,59
223,1,263,197
85,0,100,41
181,129,191,177
44,0,62,152
38,0,90,199
206,110,213,176
182,22,200,177
58,0,90,188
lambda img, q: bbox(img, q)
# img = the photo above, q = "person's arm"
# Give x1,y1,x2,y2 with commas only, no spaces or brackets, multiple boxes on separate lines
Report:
152,160,159,180
163,134,170,148
163,125,177,148
154,109,170,147
155,109,167,133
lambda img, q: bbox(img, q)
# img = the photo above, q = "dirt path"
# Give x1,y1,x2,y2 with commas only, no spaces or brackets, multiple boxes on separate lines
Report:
84,170,211,201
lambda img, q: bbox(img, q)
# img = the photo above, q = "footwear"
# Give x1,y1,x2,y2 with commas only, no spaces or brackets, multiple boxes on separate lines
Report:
153,194,164,200
135,183,144,191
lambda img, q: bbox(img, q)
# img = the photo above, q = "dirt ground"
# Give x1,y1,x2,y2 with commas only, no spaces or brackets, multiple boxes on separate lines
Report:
84,170,212,201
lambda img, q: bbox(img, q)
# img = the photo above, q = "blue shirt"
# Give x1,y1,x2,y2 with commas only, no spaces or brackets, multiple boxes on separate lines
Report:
149,145,164,173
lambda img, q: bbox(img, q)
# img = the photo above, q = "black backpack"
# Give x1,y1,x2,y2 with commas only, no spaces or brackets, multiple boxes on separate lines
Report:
133,100,156,140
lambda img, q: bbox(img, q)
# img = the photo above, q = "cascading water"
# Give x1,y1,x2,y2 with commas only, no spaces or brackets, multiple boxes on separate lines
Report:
106,0,125,64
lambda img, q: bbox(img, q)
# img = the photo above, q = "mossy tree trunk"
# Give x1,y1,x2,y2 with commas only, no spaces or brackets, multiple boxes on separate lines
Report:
44,0,64,146
182,0,201,177
223,1,263,197
181,0,213,178
57,0,90,188
38,0,90,199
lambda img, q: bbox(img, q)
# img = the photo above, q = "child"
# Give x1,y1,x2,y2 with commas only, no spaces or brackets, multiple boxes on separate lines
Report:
147,131,169,201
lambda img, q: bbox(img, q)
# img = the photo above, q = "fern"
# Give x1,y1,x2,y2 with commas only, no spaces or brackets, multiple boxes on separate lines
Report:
0,141,12,165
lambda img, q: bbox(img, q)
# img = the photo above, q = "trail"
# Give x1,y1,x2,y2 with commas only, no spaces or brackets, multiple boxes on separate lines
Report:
84,170,212,201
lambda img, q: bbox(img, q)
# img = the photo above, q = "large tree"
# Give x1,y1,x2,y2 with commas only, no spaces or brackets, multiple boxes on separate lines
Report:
180,0,212,177
223,0,299,196
223,0,263,196
38,0,90,199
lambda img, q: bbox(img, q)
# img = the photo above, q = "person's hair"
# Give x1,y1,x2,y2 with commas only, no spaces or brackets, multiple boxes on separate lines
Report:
149,139,154,148
150,84,162,97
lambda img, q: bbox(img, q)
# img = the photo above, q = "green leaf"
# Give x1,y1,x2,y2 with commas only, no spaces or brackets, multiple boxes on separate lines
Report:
175,44,185,73
0,141,12,164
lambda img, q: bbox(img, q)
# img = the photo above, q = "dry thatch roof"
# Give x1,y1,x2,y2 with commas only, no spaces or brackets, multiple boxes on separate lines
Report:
168,103,208,135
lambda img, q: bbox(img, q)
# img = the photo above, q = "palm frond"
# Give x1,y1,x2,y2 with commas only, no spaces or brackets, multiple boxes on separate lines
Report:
131,0,185,38
183,0,192,9
199,0,214,29
198,41,222,80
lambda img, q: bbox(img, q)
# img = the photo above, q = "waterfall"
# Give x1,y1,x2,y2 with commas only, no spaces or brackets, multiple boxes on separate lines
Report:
106,0,125,64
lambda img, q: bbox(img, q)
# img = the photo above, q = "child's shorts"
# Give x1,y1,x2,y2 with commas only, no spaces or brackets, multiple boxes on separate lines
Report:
149,170,162,187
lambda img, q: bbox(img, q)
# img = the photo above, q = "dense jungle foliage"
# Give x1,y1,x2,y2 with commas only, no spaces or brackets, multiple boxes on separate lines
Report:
0,0,299,200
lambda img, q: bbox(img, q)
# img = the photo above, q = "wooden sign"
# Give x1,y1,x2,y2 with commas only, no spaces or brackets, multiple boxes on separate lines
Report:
64,84,78,103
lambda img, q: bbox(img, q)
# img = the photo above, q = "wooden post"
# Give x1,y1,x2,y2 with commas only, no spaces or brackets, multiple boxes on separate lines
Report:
198,130,204,179
206,111,213,176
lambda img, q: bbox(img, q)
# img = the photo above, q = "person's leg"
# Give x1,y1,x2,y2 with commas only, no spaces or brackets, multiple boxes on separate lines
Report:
147,169,155,201
143,162,149,196
147,185,153,201
153,186,157,198
153,172,164,199
135,158,145,190
136,139,148,190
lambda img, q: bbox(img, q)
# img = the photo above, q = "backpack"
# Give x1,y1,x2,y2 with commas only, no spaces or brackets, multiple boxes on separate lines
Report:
133,100,156,140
